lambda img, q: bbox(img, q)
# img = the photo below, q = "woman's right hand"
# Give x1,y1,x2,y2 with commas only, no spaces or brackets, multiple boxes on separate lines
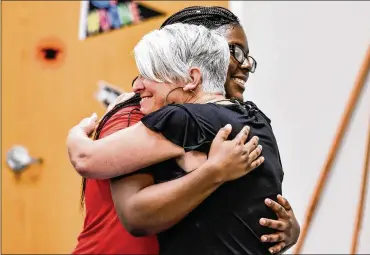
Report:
207,124,264,183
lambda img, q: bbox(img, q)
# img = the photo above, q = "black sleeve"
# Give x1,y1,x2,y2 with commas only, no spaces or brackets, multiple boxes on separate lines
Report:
141,104,211,152
112,104,212,181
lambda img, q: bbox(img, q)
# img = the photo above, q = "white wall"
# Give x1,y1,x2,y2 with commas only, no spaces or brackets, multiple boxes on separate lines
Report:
230,1,370,254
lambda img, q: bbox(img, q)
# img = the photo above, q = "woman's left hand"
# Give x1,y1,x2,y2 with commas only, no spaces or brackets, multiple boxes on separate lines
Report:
76,113,98,136
259,195,300,254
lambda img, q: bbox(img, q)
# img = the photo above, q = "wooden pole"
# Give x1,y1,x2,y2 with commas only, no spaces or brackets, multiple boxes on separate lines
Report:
350,119,370,254
294,45,370,254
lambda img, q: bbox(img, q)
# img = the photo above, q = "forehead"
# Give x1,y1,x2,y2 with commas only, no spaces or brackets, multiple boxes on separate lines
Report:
224,25,249,52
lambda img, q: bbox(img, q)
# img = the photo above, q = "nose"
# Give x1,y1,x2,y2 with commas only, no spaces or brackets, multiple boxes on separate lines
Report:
240,58,252,71
132,78,144,93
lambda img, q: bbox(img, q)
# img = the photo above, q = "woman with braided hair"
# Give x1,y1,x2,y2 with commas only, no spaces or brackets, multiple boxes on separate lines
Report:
160,6,253,101
71,6,299,255
161,9,300,252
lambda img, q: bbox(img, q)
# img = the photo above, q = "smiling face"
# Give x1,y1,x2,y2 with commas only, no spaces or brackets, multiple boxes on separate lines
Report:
132,77,187,115
224,25,253,101
132,77,169,114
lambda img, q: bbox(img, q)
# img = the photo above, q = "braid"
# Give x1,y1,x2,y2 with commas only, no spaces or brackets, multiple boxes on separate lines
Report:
80,93,142,209
160,6,240,30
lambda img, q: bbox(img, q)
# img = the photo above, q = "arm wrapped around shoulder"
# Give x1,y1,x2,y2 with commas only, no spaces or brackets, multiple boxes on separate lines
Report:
67,109,185,179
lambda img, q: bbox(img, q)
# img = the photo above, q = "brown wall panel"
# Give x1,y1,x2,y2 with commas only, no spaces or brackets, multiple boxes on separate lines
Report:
1,1,228,253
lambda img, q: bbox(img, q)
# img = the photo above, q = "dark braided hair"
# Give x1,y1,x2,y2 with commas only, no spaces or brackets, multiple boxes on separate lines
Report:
80,92,142,209
160,6,240,30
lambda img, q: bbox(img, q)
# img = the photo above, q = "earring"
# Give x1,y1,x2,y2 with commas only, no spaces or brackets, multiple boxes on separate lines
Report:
164,87,197,105
164,87,184,105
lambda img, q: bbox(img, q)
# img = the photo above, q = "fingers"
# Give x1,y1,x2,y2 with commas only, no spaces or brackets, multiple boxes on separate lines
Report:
233,126,250,145
244,136,259,154
261,232,286,243
259,218,287,231
267,242,286,254
277,194,292,211
91,113,97,122
79,113,98,134
215,124,233,141
79,113,97,126
265,198,289,219
249,156,265,170
247,144,262,163
244,142,263,173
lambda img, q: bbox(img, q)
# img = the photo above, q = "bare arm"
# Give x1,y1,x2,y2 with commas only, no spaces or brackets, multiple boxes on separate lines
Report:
110,125,264,236
110,164,220,236
67,118,185,179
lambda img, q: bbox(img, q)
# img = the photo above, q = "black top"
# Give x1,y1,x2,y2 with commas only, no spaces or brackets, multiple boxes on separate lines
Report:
132,101,284,255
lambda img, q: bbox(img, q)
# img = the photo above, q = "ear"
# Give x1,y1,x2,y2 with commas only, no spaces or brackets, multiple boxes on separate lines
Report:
183,67,202,92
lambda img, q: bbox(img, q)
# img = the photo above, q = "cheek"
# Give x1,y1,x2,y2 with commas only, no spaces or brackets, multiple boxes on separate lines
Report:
228,60,239,77
141,97,162,114
225,63,238,90
154,95,165,107
152,88,169,107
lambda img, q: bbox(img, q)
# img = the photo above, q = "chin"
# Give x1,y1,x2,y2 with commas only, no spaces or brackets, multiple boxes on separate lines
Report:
139,106,150,115
226,83,245,101
140,100,154,115
140,105,160,115
227,90,244,101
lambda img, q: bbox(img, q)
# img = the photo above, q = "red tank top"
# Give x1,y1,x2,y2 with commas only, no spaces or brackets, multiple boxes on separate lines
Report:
72,105,159,254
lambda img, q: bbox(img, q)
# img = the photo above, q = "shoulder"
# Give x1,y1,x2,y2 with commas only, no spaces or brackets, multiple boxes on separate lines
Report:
97,98,144,138
142,103,223,128
142,104,193,124
103,93,142,119
141,104,212,152
244,100,272,124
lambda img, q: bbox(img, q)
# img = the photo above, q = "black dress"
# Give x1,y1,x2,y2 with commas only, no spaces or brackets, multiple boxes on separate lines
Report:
131,101,284,255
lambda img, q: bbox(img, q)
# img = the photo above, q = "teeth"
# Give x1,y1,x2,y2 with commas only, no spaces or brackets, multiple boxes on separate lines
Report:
141,96,151,101
233,78,245,86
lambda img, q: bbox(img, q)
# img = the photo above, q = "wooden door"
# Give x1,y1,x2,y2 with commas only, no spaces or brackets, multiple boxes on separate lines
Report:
1,1,228,253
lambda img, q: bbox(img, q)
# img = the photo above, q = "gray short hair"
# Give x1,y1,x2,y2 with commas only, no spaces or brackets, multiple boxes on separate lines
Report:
133,23,230,95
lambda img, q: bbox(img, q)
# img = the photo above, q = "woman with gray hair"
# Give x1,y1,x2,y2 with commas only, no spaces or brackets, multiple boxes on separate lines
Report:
68,23,283,255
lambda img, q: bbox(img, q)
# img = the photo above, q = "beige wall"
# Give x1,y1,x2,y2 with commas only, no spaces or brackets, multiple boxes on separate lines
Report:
231,1,370,254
